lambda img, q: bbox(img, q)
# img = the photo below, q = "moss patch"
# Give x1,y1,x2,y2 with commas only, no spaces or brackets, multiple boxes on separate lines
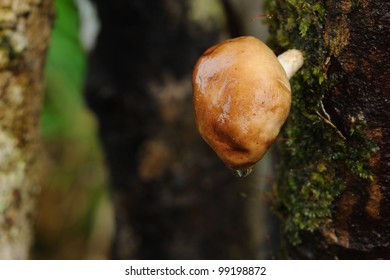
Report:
264,0,377,245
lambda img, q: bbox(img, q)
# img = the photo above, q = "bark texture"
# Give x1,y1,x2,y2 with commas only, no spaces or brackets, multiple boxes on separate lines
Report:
323,0,390,258
267,0,390,259
86,0,270,259
0,0,53,259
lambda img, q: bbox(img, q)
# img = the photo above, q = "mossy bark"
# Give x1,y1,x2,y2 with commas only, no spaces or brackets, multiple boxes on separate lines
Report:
0,0,53,259
266,0,390,259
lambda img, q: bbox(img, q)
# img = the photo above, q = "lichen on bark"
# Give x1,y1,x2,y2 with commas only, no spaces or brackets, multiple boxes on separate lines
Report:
265,0,385,257
0,0,53,259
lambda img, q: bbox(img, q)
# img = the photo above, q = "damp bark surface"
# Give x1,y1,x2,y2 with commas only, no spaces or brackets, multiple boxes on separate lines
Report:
0,0,54,259
267,0,390,259
86,0,267,259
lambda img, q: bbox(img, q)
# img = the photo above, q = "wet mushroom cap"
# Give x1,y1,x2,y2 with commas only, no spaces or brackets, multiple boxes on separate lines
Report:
192,36,291,169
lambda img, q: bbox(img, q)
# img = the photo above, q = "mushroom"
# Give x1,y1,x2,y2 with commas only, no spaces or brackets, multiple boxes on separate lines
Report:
192,36,303,177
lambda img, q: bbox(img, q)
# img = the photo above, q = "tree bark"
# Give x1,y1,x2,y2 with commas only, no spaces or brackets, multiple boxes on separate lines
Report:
86,0,269,259
0,0,53,259
267,0,390,259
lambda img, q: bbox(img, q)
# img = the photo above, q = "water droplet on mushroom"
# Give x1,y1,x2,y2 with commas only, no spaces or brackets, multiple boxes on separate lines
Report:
232,167,253,178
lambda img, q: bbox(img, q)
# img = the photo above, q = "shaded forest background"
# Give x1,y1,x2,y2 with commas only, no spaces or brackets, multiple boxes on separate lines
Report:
32,0,274,259
33,0,111,259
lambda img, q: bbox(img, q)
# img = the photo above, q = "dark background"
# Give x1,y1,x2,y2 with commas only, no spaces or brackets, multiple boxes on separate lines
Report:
33,0,275,259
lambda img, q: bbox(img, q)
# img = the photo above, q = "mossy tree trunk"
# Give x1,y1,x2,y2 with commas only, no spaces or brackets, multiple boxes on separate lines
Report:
266,0,390,258
0,0,53,259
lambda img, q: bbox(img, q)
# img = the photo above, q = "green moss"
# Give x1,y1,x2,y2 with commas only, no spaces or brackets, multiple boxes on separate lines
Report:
264,0,377,245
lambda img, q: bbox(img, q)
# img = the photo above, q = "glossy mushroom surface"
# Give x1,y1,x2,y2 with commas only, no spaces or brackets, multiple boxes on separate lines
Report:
192,36,291,172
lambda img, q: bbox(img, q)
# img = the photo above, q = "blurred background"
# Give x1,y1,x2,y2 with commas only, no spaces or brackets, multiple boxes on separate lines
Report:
32,0,273,259
33,0,111,259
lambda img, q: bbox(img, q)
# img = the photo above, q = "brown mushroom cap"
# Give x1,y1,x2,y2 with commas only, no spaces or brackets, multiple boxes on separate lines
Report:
192,36,291,170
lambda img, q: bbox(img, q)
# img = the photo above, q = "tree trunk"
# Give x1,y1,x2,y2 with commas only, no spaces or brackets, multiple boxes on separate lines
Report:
0,0,53,259
267,0,390,259
86,0,270,259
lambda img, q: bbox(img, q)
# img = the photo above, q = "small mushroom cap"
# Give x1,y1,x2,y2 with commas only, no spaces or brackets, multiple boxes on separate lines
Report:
192,36,291,169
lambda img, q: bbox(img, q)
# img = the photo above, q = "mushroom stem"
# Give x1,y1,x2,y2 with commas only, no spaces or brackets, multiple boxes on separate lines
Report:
277,49,304,80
